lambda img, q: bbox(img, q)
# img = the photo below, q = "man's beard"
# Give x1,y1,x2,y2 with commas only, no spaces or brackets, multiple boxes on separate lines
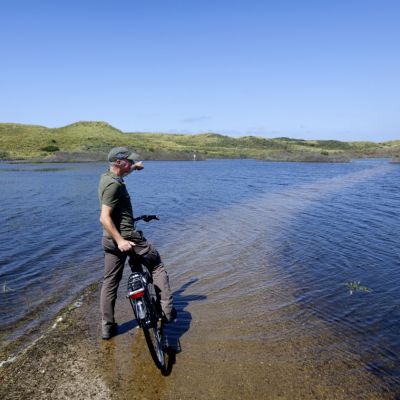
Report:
122,167,134,178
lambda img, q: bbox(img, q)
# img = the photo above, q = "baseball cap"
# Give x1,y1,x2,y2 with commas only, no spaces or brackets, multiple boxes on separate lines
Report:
107,147,139,162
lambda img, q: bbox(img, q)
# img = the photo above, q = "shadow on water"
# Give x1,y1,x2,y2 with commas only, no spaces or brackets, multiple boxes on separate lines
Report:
161,277,207,375
116,318,137,335
116,277,206,335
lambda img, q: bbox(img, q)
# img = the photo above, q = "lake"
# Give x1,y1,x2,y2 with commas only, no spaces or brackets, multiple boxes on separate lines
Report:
0,159,399,394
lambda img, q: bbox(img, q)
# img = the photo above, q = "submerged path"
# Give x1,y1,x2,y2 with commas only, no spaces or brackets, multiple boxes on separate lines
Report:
0,272,394,400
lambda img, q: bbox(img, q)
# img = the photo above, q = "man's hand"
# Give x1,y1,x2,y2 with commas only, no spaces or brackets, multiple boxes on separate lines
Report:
117,239,136,252
133,161,144,170
100,202,136,252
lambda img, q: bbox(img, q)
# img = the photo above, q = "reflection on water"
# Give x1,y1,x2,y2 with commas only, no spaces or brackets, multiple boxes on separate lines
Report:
0,159,399,395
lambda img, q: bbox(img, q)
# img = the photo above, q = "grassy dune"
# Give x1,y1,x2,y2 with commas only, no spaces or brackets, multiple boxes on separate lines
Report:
0,121,399,162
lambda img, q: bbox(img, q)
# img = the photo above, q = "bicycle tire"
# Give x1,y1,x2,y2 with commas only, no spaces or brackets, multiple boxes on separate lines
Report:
142,290,165,369
143,322,165,369
128,271,166,370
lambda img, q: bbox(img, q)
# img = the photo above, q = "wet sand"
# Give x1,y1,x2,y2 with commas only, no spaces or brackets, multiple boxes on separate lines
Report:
0,270,395,400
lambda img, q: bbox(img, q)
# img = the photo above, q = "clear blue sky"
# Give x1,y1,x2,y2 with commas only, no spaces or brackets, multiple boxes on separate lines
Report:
1,0,399,141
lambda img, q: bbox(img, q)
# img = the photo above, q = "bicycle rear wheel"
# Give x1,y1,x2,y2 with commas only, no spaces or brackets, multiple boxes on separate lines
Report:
143,322,165,369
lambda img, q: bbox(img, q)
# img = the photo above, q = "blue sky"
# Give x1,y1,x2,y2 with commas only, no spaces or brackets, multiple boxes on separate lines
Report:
1,0,399,141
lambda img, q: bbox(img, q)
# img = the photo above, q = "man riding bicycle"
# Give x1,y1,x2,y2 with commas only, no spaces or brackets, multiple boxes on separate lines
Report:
98,147,176,340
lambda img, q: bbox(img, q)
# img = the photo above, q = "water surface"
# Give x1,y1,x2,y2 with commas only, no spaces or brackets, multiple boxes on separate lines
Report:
0,159,399,394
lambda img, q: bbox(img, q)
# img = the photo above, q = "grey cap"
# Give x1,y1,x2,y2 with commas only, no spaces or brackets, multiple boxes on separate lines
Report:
107,147,139,162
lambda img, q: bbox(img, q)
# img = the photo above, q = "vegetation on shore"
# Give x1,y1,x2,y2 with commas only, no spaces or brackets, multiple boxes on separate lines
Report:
0,121,399,162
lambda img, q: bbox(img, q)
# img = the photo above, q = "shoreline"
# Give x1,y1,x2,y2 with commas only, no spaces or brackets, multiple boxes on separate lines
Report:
0,281,111,400
0,282,100,369
1,156,396,165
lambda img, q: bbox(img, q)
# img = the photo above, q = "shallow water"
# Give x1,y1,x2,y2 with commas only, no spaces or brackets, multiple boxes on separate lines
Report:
0,159,399,393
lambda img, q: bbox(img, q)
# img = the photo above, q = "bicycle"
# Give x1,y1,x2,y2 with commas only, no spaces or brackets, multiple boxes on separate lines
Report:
126,214,166,371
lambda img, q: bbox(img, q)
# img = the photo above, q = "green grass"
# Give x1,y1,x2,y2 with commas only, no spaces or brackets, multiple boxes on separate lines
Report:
0,121,399,162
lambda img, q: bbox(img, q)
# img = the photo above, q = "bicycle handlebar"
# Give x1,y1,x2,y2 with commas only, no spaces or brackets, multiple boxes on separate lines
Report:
133,214,159,223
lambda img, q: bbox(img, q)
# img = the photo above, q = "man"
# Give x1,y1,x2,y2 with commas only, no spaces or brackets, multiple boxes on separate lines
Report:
98,146,176,340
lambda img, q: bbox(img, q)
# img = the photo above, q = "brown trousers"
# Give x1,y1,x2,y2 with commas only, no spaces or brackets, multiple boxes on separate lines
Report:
101,234,173,328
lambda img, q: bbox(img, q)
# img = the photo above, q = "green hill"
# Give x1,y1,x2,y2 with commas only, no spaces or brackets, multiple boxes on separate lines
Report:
0,121,399,162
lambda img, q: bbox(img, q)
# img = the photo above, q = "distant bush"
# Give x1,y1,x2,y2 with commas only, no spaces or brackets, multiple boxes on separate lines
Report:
321,151,329,156
41,145,60,152
0,151,9,159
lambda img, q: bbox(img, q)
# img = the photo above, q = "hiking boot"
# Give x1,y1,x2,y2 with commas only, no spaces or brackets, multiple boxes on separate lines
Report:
102,323,117,340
